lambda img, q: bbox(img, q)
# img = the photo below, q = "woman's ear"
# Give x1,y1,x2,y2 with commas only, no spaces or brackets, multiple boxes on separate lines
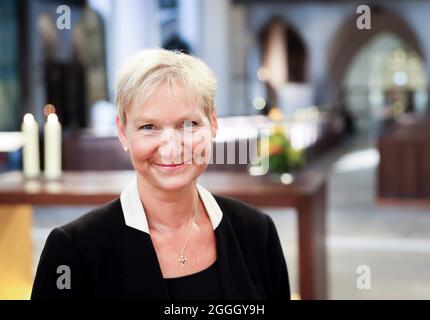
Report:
116,114,130,152
209,109,218,139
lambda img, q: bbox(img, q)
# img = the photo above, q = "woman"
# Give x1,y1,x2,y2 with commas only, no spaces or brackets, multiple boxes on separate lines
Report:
31,49,290,300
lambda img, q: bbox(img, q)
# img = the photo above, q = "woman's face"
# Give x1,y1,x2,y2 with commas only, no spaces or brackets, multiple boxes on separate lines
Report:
117,82,218,192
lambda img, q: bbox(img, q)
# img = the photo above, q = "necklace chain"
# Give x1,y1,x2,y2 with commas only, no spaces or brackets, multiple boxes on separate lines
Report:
147,198,199,267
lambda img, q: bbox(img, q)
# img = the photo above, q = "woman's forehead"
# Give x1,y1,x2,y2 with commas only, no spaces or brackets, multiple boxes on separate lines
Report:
130,99,205,123
125,80,208,124
132,108,205,123
140,81,200,108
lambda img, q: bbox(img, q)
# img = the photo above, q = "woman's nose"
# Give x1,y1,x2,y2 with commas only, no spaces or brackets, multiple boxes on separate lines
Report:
159,128,183,163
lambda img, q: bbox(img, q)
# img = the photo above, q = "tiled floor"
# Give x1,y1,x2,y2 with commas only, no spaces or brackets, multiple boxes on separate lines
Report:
31,134,430,299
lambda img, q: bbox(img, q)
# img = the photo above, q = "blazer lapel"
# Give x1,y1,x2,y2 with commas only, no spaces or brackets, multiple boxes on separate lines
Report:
215,218,263,299
119,226,170,299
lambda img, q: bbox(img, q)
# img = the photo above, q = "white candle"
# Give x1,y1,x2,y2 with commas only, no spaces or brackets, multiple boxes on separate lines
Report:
44,113,62,180
21,113,40,178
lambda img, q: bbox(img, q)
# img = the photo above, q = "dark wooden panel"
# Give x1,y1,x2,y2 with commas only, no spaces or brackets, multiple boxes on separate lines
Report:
401,143,418,197
378,139,402,198
420,146,430,198
378,116,430,202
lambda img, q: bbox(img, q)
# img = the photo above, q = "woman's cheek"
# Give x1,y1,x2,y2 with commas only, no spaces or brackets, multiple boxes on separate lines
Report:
130,138,159,161
192,128,212,165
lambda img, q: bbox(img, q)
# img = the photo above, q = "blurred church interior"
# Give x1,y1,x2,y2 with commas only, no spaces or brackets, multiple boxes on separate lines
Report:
0,0,430,299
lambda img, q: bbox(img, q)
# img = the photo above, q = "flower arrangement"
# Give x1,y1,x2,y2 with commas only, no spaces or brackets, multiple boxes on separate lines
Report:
255,108,305,176
263,124,305,174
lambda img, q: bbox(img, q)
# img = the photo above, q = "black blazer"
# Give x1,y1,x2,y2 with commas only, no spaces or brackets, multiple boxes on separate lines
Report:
31,194,290,300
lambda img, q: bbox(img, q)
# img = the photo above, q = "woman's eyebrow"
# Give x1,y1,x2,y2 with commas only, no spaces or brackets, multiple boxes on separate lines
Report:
132,116,158,125
175,111,203,122
132,111,203,125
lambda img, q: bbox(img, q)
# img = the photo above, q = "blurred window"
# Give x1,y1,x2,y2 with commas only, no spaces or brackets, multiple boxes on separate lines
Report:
0,0,20,131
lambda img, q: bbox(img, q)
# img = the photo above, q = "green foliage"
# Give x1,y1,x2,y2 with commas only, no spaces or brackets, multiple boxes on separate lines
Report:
261,127,305,174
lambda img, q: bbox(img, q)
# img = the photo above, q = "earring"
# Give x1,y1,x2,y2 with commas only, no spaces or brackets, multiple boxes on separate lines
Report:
123,146,128,152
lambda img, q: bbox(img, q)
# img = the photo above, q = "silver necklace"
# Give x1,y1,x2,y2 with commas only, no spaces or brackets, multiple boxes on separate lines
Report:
147,200,199,267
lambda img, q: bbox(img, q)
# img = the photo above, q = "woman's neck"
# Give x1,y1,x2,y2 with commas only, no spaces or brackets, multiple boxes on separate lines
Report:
136,175,200,230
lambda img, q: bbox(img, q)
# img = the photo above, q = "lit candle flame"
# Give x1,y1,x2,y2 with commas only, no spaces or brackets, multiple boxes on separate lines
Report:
47,113,58,124
23,113,35,124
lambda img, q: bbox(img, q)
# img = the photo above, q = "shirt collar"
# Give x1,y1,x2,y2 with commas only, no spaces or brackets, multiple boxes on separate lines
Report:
120,176,223,234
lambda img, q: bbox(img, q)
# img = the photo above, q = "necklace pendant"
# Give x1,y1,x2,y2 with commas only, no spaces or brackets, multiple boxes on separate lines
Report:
178,255,187,266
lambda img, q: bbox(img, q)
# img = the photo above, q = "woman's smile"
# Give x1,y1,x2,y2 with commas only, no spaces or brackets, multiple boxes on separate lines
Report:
152,162,188,172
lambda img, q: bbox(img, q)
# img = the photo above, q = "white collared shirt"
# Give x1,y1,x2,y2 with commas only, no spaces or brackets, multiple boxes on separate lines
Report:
120,177,223,234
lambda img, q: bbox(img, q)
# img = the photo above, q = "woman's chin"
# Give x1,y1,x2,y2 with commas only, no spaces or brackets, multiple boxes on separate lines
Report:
147,165,200,191
152,176,194,191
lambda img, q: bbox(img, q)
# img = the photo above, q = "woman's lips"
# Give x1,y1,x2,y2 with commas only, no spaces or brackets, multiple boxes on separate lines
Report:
152,162,187,172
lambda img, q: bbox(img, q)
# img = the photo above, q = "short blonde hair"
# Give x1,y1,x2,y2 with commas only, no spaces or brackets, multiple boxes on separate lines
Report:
115,48,217,125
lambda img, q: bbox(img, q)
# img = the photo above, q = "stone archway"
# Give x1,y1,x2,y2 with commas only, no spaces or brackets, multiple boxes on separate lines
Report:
327,6,425,105
257,16,308,113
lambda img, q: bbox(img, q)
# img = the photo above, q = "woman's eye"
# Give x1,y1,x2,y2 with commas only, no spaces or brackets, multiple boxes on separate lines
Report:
140,124,156,131
182,120,198,128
